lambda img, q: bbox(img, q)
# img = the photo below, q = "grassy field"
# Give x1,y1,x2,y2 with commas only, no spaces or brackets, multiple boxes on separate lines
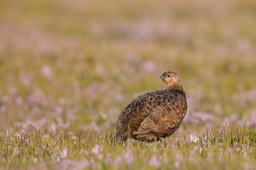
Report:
0,0,256,169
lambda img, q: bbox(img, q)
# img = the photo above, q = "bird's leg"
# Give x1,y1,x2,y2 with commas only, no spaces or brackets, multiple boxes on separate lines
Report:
135,133,158,142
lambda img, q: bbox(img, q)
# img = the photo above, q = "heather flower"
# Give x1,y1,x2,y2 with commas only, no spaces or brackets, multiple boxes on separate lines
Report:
143,61,156,72
174,161,180,169
91,145,102,154
40,65,53,79
60,148,68,158
124,151,133,164
149,155,160,168
189,134,199,143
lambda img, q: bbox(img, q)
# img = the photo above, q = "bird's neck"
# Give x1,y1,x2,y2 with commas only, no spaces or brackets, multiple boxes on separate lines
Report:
166,82,183,91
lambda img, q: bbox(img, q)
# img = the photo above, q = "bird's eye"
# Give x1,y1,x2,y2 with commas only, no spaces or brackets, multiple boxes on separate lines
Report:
167,75,171,78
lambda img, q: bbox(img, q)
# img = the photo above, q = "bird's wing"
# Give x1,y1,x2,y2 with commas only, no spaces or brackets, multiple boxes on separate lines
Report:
116,93,152,139
133,92,186,135
132,116,154,135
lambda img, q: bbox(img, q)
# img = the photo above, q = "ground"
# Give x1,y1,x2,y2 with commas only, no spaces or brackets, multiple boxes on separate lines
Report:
0,0,256,169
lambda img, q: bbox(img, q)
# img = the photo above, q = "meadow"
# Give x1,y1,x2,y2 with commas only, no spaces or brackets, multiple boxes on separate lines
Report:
0,0,256,169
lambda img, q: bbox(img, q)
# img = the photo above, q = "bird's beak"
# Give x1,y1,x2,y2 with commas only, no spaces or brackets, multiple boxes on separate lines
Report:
159,75,163,80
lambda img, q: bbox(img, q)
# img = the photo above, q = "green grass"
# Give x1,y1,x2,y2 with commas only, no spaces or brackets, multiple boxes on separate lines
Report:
0,0,256,169
0,126,255,169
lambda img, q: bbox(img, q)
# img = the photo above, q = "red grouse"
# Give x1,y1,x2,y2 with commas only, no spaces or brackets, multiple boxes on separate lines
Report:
116,71,187,142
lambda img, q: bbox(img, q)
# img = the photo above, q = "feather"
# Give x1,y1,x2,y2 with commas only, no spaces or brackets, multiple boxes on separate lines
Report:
116,71,187,142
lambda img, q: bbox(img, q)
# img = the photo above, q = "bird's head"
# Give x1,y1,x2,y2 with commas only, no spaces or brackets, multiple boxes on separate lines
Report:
159,71,183,90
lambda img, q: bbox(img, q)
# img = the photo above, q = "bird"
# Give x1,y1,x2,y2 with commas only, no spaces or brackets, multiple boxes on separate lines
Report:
115,71,187,142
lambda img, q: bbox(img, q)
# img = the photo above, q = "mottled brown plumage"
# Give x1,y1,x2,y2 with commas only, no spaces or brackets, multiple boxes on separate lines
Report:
115,71,187,142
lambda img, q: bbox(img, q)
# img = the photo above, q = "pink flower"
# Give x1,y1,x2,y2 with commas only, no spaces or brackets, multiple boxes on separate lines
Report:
149,155,160,168
124,151,133,164
189,134,199,143
40,65,53,79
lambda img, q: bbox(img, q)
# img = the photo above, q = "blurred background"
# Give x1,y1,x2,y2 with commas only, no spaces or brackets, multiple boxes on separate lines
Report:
0,0,256,134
